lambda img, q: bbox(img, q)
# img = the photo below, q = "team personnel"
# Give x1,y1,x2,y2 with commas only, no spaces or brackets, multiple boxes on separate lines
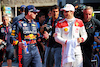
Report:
54,4,87,67
12,5,26,25
43,5,62,67
11,5,42,67
81,6,100,67
0,14,14,67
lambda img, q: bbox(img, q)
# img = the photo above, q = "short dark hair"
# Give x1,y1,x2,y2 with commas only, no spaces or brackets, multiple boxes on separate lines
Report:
48,7,52,13
38,12,45,17
51,5,59,11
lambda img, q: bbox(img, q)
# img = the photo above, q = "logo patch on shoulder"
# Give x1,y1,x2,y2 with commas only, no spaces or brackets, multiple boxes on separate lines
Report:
1,28,4,33
75,22,79,26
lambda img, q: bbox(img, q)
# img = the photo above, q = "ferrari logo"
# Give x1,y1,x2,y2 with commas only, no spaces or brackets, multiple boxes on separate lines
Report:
76,22,79,26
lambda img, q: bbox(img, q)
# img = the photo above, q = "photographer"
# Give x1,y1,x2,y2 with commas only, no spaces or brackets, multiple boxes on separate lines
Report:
0,14,14,67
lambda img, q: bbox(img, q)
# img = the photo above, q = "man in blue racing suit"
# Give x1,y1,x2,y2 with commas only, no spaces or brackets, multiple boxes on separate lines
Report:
11,5,42,67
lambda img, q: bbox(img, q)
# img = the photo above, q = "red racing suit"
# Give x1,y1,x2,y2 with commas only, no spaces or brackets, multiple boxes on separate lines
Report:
55,17,87,67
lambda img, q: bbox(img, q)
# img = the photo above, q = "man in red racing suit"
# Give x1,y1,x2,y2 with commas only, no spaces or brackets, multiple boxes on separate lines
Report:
54,4,87,67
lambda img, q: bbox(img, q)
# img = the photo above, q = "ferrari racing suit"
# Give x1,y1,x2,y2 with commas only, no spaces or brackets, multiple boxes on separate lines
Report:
55,17,87,67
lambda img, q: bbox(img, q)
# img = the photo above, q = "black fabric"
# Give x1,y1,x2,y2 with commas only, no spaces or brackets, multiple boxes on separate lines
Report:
81,17,100,67
47,17,62,48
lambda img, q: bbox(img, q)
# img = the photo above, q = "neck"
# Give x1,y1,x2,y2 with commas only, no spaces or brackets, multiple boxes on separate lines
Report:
52,17,58,21
3,23,8,26
25,16,32,23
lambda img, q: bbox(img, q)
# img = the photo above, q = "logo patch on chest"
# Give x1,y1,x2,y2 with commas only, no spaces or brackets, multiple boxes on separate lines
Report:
64,28,68,31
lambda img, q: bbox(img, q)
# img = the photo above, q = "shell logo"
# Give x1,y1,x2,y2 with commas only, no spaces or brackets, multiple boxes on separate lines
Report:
12,30,15,33
64,28,68,31
76,22,79,26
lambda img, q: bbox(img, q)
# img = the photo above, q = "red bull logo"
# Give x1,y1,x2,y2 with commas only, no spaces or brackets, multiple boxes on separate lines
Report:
24,34,36,39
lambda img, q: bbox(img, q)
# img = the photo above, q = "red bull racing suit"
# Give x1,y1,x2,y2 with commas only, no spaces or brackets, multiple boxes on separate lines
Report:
11,18,42,67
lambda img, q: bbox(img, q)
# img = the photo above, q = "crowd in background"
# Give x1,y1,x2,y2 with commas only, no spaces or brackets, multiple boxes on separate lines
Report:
0,3,100,67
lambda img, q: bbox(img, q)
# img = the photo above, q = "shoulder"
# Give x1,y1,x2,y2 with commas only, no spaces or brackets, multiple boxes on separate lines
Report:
58,18,66,23
0,24,3,28
75,18,83,22
58,17,63,20
92,17,100,22
75,18,84,27
56,18,68,28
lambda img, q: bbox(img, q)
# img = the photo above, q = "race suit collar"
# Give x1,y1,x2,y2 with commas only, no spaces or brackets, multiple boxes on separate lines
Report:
65,17,75,22
23,17,34,23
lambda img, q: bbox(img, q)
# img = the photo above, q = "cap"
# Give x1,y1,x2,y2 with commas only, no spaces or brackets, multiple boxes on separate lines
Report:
20,5,26,9
60,4,75,11
26,5,40,13
20,5,26,10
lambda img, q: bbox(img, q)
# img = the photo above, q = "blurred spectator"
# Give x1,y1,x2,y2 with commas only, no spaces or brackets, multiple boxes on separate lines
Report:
45,8,52,24
0,14,14,67
81,6,100,67
12,5,26,25
36,12,46,63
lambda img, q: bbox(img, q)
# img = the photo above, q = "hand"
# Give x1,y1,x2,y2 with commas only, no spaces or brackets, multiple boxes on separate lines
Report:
0,39,3,44
53,33,57,37
37,38,41,42
18,42,25,49
43,24,47,27
43,31,49,39
42,45,45,51
77,37,82,43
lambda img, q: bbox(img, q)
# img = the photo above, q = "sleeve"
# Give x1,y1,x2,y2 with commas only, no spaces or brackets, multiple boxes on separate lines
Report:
79,21,87,42
11,22,21,45
0,25,3,39
54,22,67,45
93,18,100,30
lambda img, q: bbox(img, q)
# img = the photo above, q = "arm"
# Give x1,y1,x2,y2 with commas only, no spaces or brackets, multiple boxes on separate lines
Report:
93,18,100,30
54,22,67,45
79,21,87,43
11,22,21,45
94,36,100,44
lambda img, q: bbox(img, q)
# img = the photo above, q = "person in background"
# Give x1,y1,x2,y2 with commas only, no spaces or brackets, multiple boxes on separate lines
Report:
12,5,26,25
45,8,52,23
36,12,46,63
11,5,42,67
81,6,100,67
43,5,63,67
54,4,87,67
0,14,14,67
